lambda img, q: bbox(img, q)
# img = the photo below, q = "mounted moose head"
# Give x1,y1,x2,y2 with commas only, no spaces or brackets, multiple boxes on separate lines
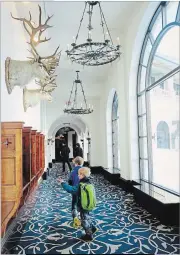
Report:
5,5,60,94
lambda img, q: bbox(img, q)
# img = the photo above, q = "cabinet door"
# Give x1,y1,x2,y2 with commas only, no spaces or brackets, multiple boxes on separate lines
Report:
1,122,23,235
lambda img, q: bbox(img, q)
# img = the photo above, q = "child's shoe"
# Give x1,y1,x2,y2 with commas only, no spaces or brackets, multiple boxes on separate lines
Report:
73,217,81,228
80,234,93,242
92,225,98,234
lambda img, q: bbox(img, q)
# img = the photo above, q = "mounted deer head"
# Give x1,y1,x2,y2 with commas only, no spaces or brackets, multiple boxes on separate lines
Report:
23,87,52,112
5,5,60,94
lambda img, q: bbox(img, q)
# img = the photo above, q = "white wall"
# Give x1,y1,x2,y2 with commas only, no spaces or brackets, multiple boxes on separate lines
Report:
1,2,41,130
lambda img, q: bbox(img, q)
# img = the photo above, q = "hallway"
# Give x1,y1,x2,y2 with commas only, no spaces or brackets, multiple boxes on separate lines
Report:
2,164,180,254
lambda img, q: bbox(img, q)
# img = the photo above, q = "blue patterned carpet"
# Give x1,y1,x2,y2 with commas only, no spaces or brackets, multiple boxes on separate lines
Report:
2,163,180,254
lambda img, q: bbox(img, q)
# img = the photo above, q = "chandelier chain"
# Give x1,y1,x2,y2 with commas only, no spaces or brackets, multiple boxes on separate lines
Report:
80,81,88,108
98,2,113,45
67,81,75,107
73,81,78,109
75,2,87,44
98,3,106,42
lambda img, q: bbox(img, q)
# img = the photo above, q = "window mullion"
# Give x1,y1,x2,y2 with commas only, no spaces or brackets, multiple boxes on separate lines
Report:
148,32,155,45
162,2,167,28
176,2,180,22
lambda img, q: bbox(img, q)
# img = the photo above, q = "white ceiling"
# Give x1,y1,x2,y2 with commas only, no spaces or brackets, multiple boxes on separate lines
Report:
14,1,143,95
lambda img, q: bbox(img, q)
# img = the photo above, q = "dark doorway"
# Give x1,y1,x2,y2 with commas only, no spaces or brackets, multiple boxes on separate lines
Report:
72,133,77,157
55,127,77,162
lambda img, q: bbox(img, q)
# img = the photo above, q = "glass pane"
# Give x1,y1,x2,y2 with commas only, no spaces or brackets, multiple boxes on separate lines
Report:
138,94,146,115
150,26,180,83
139,66,146,92
140,159,148,180
139,115,147,136
149,72,180,193
151,11,163,40
139,137,148,158
142,39,152,66
166,1,179,24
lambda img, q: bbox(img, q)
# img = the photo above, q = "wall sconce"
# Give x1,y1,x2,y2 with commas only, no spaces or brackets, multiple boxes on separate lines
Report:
86,132,91,144
47,138,55,145
86,137,91,145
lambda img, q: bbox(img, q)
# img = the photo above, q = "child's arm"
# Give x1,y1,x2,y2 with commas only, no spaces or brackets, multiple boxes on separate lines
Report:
61,182,78,194
58,178,78,194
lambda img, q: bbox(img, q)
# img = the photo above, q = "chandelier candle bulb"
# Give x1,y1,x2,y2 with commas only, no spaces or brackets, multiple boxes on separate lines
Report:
105,31,109,39
81,103,83,108
73,36,75,43
117,37,120,45
88,30,92,39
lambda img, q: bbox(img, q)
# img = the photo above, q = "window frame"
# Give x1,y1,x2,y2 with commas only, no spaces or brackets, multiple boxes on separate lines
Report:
137,1,180,195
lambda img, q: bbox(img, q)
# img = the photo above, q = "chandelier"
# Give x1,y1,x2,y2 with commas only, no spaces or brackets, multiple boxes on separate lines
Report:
64,71,93,115
66,1,121,66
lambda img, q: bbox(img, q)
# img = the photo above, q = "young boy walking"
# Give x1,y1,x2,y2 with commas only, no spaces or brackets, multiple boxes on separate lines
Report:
68,156,84,228
58,167,97,242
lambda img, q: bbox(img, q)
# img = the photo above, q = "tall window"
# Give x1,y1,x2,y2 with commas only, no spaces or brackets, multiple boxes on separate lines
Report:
137,1,180,194
112,92,120,169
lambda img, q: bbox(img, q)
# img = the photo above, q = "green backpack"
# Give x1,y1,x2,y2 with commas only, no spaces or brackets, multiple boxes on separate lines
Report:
80,183,96,211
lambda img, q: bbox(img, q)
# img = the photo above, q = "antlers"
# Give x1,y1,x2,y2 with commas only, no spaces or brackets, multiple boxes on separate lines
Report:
35,76,57,92
11,5,60,61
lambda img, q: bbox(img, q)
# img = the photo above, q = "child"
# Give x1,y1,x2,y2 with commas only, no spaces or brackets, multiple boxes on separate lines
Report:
58,167,97,242
68,156,84,228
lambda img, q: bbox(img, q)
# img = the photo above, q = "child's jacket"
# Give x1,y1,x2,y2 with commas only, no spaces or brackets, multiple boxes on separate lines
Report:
68,165,82,186
61,177,91,209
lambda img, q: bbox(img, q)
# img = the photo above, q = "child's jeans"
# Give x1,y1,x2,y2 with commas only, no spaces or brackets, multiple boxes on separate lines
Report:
71,195,77,216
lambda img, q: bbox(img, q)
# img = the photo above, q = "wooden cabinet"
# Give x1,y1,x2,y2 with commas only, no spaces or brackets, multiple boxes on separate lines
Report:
1,123,45,236
31,130,37,177
36,132,40,174
22,127,32,188
42,135,45,170
1,122,24,236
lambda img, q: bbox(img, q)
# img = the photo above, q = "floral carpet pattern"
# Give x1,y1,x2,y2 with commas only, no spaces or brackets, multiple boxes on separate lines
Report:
2,163,180,254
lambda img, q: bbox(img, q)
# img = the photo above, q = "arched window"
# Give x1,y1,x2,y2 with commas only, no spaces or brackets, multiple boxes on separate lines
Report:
111,92,120,169
156,121,170,149
137,2,180,193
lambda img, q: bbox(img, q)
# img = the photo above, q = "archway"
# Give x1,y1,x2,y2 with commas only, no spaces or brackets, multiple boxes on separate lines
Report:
47,114,90,164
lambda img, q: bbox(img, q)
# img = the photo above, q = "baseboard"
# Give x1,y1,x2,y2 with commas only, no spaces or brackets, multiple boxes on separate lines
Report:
133,186,179,226
90,166,120,185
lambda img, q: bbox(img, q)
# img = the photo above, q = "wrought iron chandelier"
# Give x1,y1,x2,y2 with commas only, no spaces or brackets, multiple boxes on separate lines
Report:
64,71,93,115
66,1,121,66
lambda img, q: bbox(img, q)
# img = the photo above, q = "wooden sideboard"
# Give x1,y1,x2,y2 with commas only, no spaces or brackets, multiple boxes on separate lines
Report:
1,122,45,237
